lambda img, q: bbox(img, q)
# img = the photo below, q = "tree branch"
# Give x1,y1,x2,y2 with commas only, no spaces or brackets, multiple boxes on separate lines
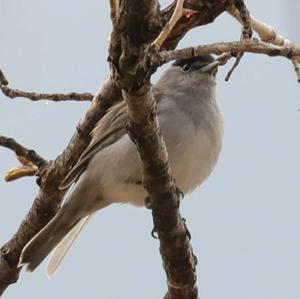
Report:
0,135,47,182
223,0,252,81
159,40,300,82
123,88,198,299
160,0,232,50
0,135,46,167
152,0,185,50
159,40,300,63
227,5,300,64
111,1,199,298
0,69,8,86
0,68,93,102
0,78,122,295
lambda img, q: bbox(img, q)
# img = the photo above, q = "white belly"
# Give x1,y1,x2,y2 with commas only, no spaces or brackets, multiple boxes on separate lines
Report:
169,125,222,195
97,125,222,207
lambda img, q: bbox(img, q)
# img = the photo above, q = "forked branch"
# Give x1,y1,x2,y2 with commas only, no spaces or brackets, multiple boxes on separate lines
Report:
159,40,300,82
0,135,46,167
228,5,300,63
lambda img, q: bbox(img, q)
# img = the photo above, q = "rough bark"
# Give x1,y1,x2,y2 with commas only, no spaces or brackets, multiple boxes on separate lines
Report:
123,88,197,299
0,136,46,167
111,1,198,298
159,40,300,65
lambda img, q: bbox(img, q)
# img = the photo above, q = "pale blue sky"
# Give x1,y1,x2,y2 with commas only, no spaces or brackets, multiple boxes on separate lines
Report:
0,1,299,298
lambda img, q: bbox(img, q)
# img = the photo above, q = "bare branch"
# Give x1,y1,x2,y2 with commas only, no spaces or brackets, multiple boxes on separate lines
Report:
159,39,300,76
159,39,300,61
152,0,184,49
1,87,94,102
123,88,198,299
4,165,38,182
233,0,252,40
224,0,252,81
4,156,40,182
111,1,198,298
216,52,234,65
0,78,122,295
0,68,94,102
0,69,9,86
225,52,244,81
0,135,46,167
160,0,232,50
228,6,300,64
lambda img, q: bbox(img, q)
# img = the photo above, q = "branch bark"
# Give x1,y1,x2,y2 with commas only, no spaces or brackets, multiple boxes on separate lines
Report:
110,1,200,298
0,136,46,167
159,40,300,82
0,78,122,295
0,69,93,102
159,40,300,63
123,88,198,299
228,5,300,63
161,0,232,50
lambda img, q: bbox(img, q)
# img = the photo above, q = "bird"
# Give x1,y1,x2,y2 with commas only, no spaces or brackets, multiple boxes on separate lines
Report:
18,54,224,276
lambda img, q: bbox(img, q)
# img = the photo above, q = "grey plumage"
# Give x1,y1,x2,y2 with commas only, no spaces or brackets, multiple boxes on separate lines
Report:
19,55,224,275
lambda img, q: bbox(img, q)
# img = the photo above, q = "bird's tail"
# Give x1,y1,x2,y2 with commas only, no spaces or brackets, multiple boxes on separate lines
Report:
18,205,84,272
46,215,90,277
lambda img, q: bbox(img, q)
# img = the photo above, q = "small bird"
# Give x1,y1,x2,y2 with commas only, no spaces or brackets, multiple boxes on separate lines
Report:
19,55,224,276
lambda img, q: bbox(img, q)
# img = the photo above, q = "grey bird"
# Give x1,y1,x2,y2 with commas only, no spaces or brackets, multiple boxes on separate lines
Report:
19,55,224,276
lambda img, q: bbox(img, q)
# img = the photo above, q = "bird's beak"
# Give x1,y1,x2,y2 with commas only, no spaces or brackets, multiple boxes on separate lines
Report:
200,61,220,73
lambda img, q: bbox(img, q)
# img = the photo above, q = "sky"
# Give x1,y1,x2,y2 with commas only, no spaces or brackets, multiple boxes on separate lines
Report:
0,1,299,298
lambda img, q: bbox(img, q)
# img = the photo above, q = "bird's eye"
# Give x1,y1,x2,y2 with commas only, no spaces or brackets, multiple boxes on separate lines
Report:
182,64,191,72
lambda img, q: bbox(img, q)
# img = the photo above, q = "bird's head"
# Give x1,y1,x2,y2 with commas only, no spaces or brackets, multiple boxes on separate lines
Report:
173,54,219,77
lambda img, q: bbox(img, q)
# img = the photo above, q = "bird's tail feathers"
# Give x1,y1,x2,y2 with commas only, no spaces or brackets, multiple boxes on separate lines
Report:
18,208,83,272
46,215,90,277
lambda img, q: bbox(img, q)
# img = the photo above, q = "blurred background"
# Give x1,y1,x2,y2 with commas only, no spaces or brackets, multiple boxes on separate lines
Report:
0,1,299,298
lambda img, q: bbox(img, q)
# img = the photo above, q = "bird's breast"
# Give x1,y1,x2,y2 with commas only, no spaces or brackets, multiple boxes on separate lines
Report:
167,107,223,194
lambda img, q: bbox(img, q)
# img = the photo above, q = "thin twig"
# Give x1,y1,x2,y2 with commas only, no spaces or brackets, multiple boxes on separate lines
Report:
1,86,94,102
4,165,38,182
225,0,252,81
233,0,252,40
225,53,244,81
159,40,300,83
0,68,94,102
216,52,233,65
159,39,299,62
4,156,39,182
228,6,300,64
152,0,184,50
0,135,46,167
0,69,9,86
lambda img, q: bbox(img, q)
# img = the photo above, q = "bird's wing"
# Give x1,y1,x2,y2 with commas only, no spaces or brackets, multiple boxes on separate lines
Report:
46,215,90,277
60,88,164,190
60,101,128,190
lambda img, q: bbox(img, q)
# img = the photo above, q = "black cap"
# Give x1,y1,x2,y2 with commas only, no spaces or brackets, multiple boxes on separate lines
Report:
173,55,215,72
